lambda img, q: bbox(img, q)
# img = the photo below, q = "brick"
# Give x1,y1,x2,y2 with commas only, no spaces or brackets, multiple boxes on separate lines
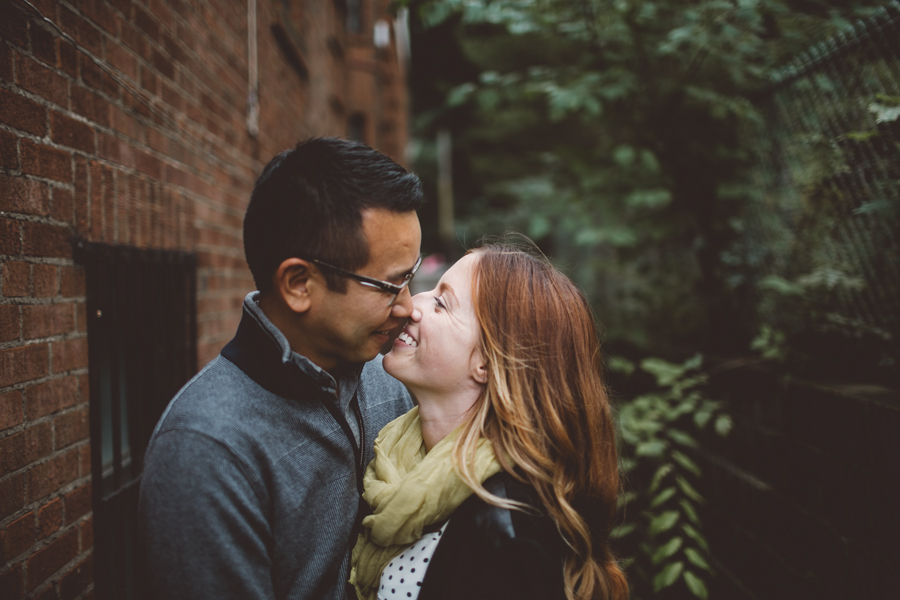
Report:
79,0,117,35
0,305,20,342
135,148,163,178
0,389,23,430
2,261,30,297
21,140,73,183
25,376,79,419
0,39,12,81
80,53,119,97
59,267,85,298
151,47,175,80
0,218,21,255
50,112,96,154
0,2,29,48
1,511,35,562
23,221,73,258
0,422,52,475
23,303,75,339
0,474,25,520
0,563,23,600
60,555,91,600
106,39,138,81
0,344,49,387
38,498,62,540
54,408,89,449
89,161,104,239
25,527,79,591
140,66,158,95
78,442,90,477
75,304,86,333
71,86,110,127
0,88,48,137
59,40,78,78
74,158,88,234
31,23,59,65
64,485,90,523
51,187,75,224
34,264,58,298
35,584,60,600
80,515,92,551
60,6,103,58
0,174,50,216
16,54,68,108
26,449,80,503
135,5,160,41
0,129,16,170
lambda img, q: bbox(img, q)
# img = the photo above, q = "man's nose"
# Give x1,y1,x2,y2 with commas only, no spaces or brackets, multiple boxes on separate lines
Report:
389,286,414,318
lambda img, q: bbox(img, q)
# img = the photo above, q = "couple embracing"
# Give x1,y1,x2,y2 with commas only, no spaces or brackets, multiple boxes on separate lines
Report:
139,138,628,600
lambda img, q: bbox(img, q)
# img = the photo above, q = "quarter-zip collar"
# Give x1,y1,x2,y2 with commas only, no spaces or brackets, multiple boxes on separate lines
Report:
222,292,364,405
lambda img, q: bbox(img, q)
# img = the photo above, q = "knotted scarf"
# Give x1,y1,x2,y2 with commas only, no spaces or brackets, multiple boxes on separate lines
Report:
349,406,502,600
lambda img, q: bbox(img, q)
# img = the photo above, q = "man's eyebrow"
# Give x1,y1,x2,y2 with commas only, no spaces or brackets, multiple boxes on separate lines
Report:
386,257,420,281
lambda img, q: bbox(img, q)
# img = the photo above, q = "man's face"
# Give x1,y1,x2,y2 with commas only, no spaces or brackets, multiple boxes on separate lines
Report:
304,208,421,370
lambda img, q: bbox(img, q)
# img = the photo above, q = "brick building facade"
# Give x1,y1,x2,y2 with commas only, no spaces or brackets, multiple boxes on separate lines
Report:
0,1,410,598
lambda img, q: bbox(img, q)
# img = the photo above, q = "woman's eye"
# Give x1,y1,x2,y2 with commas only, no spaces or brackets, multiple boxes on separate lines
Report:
434,296,446,310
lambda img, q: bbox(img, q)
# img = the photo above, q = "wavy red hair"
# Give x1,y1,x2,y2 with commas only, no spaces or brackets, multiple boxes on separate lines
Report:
451,240,628,600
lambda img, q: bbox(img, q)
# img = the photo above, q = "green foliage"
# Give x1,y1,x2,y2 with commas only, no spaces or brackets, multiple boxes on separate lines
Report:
410,0,884,361
611,354,731,599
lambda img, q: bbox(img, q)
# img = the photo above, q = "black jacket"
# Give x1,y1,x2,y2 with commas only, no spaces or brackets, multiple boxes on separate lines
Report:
418,472,568,600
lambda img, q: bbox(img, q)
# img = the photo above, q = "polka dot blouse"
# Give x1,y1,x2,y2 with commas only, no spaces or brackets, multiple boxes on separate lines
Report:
377,521,449,600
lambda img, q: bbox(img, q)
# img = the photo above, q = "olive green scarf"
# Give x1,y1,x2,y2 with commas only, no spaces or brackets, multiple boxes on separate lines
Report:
349,406,502,600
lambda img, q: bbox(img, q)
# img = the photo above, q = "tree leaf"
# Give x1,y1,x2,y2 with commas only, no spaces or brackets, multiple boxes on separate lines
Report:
650,464,673,493
653,561,684,592
672,450,702,476
636,440,667,457
679,499,700,524
694,410,713,428
682,524,709,552
667,429,699,448
649,510,680,535
685,547,712,572
715,414,733,436
650,486,677,508
676,475,704,502
684,570,709,599
610,522,636,539
651,536,683,564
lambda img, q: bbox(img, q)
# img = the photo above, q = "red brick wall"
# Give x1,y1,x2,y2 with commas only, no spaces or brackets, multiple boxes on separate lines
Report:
0,1,409,598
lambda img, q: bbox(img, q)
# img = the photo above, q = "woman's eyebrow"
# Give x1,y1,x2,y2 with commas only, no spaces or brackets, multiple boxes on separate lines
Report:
438,282,458,307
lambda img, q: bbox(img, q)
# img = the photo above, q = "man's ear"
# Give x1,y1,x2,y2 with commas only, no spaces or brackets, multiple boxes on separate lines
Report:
273,258,317,314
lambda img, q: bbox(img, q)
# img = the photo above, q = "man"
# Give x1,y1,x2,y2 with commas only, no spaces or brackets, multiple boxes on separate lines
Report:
139,138,423,599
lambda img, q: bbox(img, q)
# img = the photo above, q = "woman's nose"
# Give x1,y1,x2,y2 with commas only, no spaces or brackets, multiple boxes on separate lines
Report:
407,292,428,322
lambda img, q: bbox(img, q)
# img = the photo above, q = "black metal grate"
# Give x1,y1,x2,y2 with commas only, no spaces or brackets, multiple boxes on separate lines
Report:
75,241,197,600
742,1,900,379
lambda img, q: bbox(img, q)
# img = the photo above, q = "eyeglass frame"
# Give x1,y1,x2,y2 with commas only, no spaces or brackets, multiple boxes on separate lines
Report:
306,254,423,306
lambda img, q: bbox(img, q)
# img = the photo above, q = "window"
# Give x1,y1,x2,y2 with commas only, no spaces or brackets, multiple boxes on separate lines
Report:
76,242,197,600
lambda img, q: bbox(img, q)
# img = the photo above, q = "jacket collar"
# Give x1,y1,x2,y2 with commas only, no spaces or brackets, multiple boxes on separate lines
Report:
221,292,362,400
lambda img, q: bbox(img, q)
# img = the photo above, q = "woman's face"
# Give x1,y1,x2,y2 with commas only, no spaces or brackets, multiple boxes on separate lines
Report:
383,253,485,397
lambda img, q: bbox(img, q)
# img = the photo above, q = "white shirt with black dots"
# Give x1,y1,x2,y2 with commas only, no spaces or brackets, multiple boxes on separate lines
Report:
377,521,449,600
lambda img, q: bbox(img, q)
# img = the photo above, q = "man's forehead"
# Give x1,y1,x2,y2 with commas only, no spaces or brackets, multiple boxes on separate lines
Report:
360,208,421,275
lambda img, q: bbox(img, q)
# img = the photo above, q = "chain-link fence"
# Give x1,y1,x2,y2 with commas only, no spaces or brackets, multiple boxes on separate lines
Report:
742,1,900,381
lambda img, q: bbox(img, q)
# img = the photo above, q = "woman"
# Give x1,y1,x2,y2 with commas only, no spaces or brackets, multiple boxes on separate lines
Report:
350,241,628,600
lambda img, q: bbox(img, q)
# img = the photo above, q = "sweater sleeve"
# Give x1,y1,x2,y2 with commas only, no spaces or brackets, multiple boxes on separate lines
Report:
139,429,275,600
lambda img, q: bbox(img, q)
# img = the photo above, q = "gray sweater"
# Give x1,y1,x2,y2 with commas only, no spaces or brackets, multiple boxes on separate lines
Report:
139,293,413,600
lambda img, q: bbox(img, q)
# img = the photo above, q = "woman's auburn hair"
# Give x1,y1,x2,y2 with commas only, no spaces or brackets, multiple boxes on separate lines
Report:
451,240,628,600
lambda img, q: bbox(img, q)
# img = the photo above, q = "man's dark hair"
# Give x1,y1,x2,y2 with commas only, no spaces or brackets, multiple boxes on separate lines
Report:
244,137,423,293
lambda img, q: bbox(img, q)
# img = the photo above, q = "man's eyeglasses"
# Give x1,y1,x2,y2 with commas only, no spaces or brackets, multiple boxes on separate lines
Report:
308,255,423,306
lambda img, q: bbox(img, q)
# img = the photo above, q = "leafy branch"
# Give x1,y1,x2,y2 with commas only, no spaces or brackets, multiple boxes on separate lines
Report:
612,354,731,599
